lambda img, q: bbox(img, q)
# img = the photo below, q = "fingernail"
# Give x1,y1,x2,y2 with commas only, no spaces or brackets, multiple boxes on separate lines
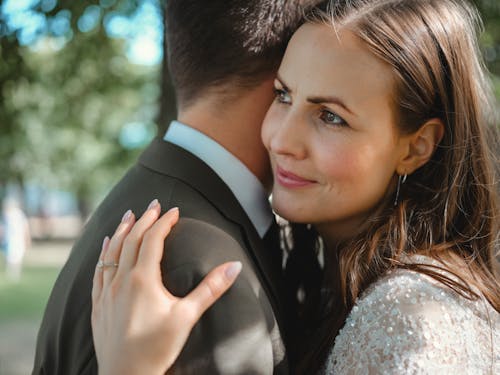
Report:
147,199,159,210
167,207,179,214
225,261,242,281
102,236,110,251
121,209,132,223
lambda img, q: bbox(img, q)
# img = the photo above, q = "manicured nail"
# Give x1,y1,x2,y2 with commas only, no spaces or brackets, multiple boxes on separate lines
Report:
167,207,179,214
147,199,159,210
102,236,110,251
121,209,132,223
225,261,242,281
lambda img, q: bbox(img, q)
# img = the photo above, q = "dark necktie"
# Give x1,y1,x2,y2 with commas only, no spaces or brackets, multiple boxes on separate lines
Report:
262,217,283,273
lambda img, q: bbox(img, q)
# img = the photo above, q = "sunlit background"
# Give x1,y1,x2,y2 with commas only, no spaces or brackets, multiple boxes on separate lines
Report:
0,0,498,374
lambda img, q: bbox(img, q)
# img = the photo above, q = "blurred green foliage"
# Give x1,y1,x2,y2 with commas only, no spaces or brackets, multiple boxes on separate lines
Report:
0,0,169,215
0,264,59,319
475,0,500,121
475,0,500,76
0,0,498,216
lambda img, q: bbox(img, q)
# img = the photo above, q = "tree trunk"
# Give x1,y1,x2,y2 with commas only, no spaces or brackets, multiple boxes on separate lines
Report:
155,2,177,135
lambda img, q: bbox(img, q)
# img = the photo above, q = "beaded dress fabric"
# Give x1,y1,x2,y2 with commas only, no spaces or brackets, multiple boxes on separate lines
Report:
325,256,499,374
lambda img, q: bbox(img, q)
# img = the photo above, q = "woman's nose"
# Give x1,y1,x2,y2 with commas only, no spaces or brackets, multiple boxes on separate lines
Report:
269,112,307,160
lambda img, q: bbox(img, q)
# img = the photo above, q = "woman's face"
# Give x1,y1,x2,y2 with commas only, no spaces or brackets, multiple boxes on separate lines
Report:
262,23,407,241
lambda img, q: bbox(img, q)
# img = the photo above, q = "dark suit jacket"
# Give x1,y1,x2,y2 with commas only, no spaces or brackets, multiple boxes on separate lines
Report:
32,138,289,375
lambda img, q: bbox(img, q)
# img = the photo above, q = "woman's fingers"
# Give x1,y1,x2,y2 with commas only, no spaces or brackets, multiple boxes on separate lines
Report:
91,208,242,375
117,199,162,275
98,202,177,289
136,207,179,271
102,209,135,287
181,261,242,322
91,236,110,304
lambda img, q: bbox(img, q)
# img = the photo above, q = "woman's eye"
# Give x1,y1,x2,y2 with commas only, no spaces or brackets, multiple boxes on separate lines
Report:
274,88,291,104
319,109,347,127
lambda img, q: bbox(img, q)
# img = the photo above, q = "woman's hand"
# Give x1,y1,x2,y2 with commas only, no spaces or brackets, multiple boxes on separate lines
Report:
91,200,242,375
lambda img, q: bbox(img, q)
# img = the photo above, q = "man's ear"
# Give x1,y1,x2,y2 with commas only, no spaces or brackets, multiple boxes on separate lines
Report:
397,118,445,175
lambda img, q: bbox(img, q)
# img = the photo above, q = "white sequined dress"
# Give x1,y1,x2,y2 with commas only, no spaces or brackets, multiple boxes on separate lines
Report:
325,256,499,374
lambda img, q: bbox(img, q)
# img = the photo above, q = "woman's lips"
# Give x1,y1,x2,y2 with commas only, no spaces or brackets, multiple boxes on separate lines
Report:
276,166,316,188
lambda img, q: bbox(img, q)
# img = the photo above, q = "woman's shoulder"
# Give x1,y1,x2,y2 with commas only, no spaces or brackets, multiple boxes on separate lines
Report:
326,256,499,374
356,255,496,319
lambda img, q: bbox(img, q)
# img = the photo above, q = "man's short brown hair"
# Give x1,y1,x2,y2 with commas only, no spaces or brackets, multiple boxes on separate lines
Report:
165,0,321,108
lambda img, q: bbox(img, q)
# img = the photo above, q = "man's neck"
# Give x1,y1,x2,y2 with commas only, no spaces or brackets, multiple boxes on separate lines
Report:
177,80,275,190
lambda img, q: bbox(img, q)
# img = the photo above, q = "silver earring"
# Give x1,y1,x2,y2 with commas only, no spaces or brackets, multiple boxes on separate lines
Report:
394,174,407,206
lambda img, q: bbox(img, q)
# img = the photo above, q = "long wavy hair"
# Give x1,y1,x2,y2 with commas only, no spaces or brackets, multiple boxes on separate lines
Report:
282,0,500,372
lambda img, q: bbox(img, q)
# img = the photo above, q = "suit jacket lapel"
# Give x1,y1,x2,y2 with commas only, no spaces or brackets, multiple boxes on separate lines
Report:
139,138,285,315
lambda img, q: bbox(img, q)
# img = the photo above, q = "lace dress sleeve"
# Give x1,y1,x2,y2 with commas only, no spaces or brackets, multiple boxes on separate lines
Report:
325,270,498,374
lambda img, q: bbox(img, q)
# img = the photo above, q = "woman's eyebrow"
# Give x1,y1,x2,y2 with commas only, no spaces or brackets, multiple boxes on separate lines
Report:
275,74,291,92
276,73,356,116
307,95,355,116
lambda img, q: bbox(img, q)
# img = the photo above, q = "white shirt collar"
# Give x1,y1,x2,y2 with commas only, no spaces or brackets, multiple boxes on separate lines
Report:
164,121,272,237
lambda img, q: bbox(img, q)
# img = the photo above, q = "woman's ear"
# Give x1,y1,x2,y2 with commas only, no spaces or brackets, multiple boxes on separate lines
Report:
397,118,444,175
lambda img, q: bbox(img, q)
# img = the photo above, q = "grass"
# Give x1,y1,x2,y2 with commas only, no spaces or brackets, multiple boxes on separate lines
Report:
0,264,61,321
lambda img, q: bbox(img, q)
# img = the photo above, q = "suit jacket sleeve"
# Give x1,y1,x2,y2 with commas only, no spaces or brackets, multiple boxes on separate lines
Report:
162,218,278,375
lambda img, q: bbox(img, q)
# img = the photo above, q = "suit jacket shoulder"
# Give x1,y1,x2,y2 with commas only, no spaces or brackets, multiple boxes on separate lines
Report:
162,218,285,374
33,139,288,375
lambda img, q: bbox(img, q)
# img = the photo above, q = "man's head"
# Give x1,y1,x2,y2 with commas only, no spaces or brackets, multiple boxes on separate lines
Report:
165,0,321,110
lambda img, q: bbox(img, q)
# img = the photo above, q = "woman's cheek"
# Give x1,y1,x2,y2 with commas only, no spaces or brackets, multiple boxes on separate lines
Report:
317,142,361,185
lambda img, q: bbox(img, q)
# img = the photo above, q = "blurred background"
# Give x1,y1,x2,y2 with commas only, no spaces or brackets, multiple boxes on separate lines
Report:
0,0,498,374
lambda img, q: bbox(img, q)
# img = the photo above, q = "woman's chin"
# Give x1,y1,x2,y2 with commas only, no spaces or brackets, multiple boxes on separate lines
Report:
271,201,313,224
